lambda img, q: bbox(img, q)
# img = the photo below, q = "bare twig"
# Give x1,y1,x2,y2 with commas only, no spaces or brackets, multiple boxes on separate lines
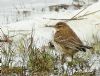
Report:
43,18,86,21
77,10,100,18
0,28,12,43
44,9,100,21
71,6,88,19
43,6,88,21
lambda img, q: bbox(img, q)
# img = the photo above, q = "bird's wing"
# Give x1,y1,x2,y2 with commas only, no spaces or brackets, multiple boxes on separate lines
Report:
54,34,83,51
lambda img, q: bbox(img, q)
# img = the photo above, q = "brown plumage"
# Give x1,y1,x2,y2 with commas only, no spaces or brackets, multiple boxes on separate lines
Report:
52,22,92,57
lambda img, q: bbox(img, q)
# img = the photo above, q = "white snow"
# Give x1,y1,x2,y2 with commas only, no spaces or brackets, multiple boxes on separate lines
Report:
1,1,100,46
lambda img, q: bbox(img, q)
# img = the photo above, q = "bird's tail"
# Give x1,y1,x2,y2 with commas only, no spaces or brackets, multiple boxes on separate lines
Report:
82,45,93,49
78,45,93,52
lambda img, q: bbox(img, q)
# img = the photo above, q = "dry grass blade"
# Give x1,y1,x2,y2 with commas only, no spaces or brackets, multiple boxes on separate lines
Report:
77,10,100,18
44,18,86,21
71,6,89,19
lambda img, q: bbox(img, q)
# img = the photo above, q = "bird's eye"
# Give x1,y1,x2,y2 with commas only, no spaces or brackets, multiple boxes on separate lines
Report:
57,25,62,28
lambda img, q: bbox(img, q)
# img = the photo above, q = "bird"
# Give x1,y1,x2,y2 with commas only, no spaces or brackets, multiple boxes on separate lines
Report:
46,22,92,59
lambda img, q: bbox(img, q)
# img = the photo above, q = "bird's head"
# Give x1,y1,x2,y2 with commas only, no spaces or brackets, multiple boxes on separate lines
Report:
54,22,67,29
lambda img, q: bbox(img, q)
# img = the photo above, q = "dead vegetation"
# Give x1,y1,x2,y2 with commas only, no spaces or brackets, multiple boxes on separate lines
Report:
0,30,100,76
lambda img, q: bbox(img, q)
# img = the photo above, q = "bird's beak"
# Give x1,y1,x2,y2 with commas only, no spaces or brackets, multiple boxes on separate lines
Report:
45,25,55,28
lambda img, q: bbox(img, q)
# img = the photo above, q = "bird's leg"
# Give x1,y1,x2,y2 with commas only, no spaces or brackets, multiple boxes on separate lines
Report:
61,54,66,74
72,55,74,62
61,54,66,65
